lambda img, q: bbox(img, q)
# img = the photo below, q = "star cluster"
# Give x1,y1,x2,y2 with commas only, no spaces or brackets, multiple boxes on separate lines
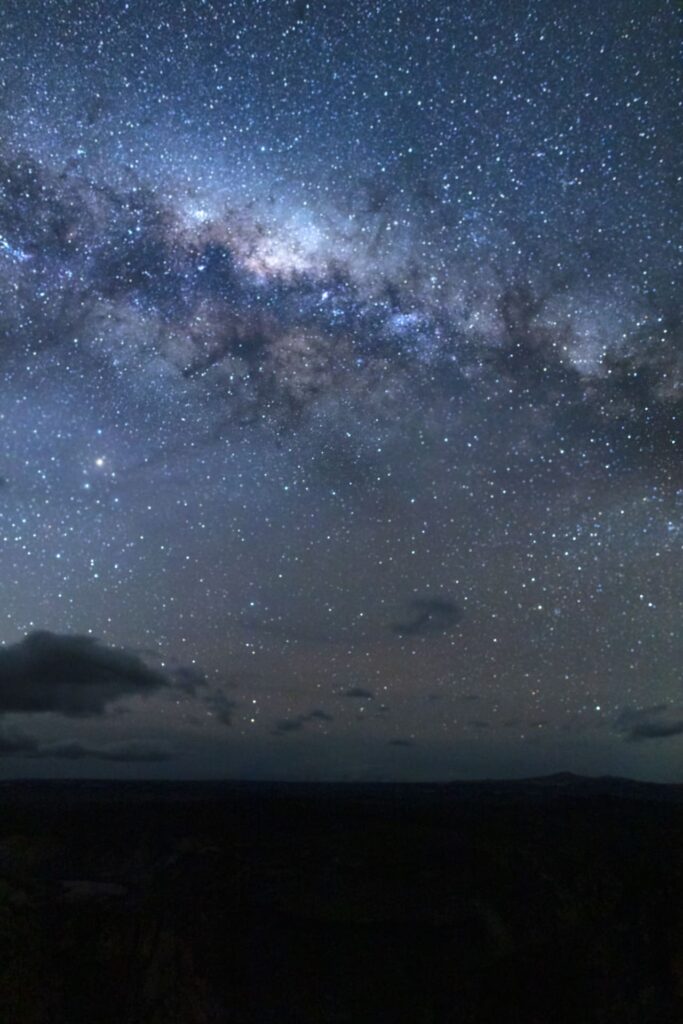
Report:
0,0,680,780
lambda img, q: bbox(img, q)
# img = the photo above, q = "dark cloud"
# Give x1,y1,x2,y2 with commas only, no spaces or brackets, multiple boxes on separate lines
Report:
204,689,237,727
271,708,334,735
0,730,173,761
29,740,174,762
344,687,374,699
388,738,414,747
468,720,491,730
306,709,334,722
171,665,206,695
0,631,172,717
391,597,463,637
628,720,683,741
0,729,39,756
272,718,305,735
615,705,683,742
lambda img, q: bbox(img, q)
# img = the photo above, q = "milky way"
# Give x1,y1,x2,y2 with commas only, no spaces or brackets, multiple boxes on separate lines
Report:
0,0,680,780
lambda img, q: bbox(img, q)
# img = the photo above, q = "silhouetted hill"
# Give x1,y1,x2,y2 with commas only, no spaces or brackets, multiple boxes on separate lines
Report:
0,776,681,1022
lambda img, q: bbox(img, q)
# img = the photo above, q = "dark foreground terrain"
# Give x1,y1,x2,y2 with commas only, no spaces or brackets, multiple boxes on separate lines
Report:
0,775,681,1023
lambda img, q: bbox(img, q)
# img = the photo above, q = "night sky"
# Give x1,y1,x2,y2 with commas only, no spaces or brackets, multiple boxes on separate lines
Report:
0,0,680,781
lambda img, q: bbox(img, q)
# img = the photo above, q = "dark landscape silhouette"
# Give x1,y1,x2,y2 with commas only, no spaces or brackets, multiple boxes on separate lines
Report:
1,774,681,1022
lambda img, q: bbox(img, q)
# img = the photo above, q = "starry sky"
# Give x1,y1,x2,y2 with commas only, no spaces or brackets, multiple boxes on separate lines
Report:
0,0,680,781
